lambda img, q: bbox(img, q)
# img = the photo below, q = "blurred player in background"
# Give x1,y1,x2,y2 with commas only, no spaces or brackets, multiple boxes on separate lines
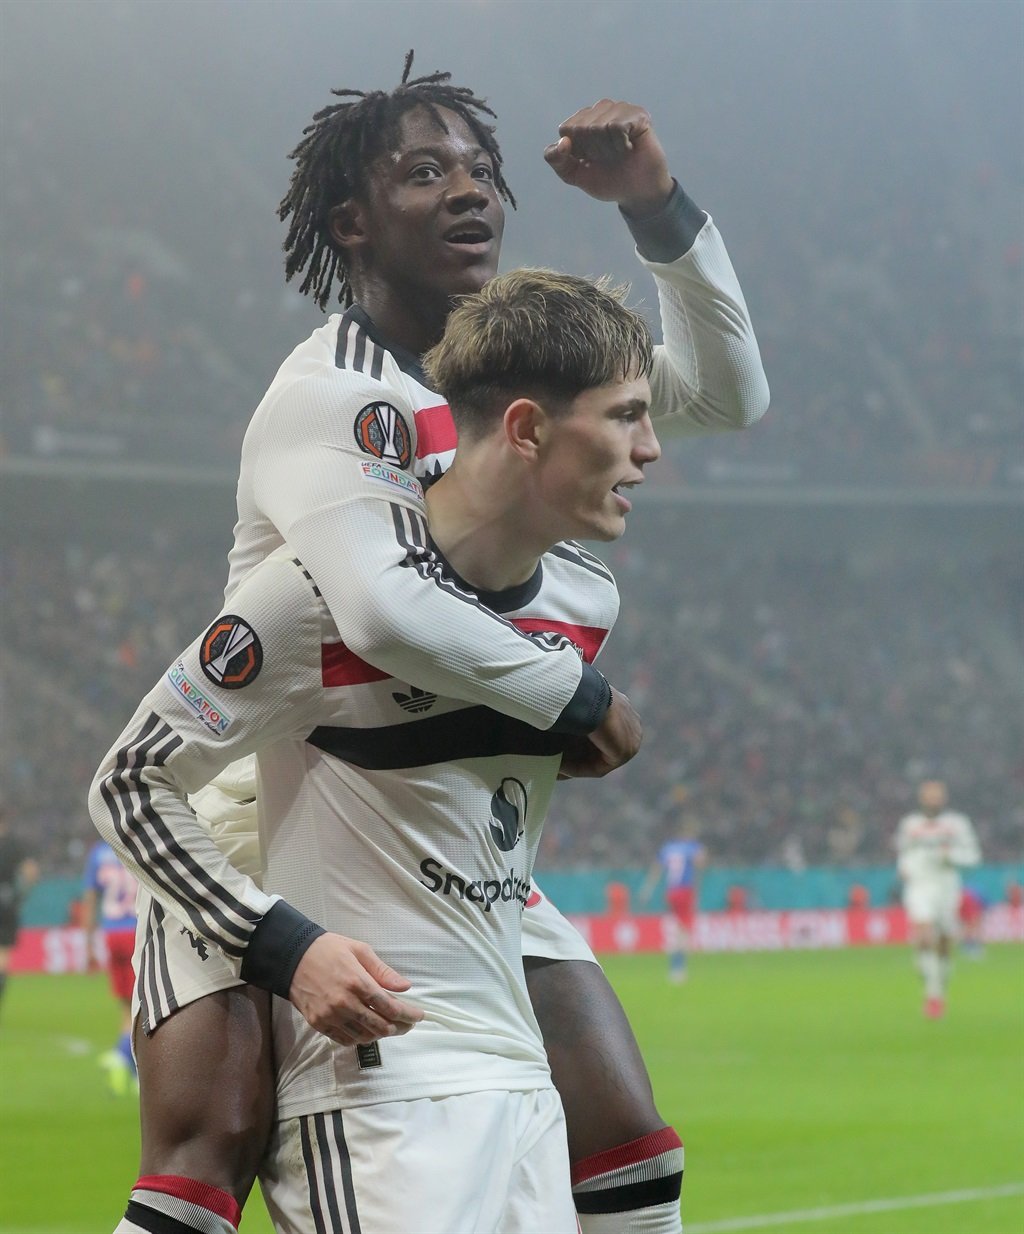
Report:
640,822,707,982
100,54,767,1234
0,806,40,1021
896,779,982,1018
93,267,656,1234
958,883,988,959
82,840,140,1093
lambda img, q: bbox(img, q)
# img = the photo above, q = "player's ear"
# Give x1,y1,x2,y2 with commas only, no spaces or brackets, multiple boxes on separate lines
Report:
328,199,369,254
504,398,546,460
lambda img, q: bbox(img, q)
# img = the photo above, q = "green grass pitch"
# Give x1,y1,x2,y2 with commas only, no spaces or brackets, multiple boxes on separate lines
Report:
1,946,1021,1233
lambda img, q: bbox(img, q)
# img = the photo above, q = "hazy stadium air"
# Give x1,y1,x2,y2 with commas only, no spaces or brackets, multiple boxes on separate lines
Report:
1,2,1022,1231
1,0,1021,866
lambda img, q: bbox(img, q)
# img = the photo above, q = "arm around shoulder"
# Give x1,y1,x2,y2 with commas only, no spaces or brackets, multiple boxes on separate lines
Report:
250,373,610,733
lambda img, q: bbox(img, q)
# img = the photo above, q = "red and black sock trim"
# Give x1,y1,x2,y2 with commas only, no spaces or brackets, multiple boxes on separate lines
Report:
125,1175,240,1233
571,1126,684,1215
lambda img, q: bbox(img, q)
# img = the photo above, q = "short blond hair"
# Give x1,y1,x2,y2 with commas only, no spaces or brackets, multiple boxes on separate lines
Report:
423,268,653,436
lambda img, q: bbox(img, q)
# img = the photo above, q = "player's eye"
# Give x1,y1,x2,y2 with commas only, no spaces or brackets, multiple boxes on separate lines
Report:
409,164,442,182
472,163,495,182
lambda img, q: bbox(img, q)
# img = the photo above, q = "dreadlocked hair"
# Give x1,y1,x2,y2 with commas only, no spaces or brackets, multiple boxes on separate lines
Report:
279,50,515,311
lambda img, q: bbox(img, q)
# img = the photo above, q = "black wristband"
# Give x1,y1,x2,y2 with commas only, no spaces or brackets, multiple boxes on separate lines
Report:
240,899,326,999
621,179,708,263
550,662,612,735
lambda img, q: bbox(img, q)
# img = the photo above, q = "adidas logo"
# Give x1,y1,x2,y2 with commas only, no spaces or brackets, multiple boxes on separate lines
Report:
392,685,437,714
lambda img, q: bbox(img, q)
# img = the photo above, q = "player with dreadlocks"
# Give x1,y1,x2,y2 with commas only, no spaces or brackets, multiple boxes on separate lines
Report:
109,53,768,1234
280,53,516,314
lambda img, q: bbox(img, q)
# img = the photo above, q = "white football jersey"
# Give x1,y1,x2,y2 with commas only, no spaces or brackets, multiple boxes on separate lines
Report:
222,304,595,734
90,535,618,1116
92,200,767,1031
896,811,981,885
227,211,768,601
200,214,769,878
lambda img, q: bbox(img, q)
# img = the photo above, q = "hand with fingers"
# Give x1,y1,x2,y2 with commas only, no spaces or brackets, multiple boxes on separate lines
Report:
288,931,425,1046
558,686,643,779
543,98,675,218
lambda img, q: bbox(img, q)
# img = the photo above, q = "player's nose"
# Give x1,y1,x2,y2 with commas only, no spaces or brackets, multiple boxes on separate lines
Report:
446,167,489,209
634,416,661,465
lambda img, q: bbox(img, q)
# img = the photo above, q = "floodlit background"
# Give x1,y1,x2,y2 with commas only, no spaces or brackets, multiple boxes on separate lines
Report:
1,1,1021,1231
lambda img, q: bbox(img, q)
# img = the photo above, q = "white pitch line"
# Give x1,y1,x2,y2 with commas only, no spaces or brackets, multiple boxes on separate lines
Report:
54,1034,93,1056
684,1182,1024,1232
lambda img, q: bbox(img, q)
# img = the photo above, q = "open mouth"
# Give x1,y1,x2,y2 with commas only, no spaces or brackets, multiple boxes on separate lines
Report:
612,480,641,510
443,221,494,246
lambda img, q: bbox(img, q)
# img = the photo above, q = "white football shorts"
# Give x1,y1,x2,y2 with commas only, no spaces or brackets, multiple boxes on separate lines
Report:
260,1086,577,1234
903,880,960,935
131,887,244,1034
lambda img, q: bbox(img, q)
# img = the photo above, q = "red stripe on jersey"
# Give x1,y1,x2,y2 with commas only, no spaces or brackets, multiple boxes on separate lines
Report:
414,402,457,458
322,617,606,687
511,618,607,664
322,642,391,687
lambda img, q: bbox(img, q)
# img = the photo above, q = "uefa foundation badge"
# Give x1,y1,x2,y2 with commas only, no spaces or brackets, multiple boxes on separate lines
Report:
165,661,233,736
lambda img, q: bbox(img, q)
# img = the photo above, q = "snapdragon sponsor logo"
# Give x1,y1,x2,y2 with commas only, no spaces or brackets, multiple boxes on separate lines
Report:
419,858,532,914
165,661,233,735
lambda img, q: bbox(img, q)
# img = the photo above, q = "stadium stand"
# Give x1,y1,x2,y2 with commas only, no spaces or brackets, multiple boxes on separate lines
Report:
1,2,1019,880
2,508,1020,876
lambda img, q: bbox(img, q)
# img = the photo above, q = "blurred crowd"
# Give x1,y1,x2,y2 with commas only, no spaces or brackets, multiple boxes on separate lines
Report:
652,151,1022,490
1,81,1020,488
541,526,1023,869
0,524,228,874
2,14,1021,876
2,514,1020,877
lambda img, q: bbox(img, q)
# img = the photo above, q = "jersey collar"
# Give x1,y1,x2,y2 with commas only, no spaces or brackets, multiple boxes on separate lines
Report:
348,304,430,387
425,533,544,614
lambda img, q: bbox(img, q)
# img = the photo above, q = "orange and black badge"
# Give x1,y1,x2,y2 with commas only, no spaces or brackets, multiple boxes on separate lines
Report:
354,401,412,470
199,616,263,690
